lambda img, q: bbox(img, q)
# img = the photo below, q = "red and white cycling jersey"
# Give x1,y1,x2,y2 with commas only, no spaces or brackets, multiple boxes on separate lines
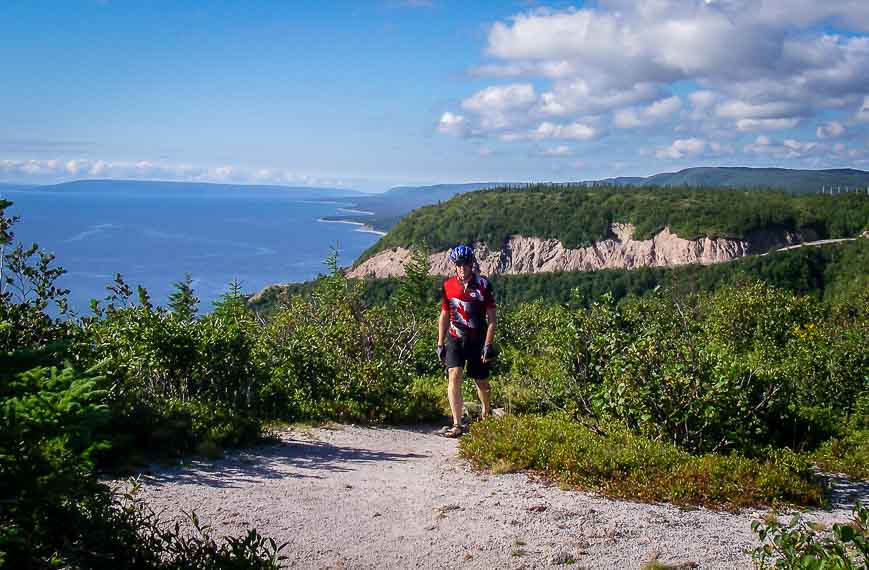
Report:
441,274,496,339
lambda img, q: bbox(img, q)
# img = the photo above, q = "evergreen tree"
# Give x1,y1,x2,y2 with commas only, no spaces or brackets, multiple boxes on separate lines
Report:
212,277,247,318
168,273,199,321
395,242,431,314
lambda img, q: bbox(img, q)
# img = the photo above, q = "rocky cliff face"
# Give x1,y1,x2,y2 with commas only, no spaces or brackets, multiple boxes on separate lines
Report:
347,224,811,279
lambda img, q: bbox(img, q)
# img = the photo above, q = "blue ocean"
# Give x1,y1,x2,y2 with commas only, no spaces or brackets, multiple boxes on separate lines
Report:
2,186,381,316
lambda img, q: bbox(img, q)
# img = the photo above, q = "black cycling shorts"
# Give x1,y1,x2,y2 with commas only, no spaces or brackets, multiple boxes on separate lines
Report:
445,335,490,380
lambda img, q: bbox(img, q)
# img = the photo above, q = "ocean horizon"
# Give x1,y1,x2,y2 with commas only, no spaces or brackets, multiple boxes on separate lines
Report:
2,187,382,316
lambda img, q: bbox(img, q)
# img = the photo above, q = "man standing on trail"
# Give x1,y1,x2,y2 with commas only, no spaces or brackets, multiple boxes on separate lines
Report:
437,244,497,438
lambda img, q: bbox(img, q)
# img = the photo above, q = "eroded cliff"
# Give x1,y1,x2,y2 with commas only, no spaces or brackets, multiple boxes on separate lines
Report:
347,224,810,279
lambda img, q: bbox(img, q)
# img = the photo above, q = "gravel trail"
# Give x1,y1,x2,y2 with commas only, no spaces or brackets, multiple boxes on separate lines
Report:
132,425,864,569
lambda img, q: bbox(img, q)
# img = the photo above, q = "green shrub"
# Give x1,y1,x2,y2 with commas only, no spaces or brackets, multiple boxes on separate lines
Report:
0,362,284,568
752,502,868,569
460,415,824,509
256,252,442,423
812,430,869,480
0,364,111,564
66,278,268,465
496,283,867,456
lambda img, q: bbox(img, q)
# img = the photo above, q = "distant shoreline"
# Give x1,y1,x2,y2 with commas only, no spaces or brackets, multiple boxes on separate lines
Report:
316,217,387,236
337,207,375,216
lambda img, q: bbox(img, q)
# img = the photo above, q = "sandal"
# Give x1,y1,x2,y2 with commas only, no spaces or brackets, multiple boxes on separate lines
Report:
444,424,464,438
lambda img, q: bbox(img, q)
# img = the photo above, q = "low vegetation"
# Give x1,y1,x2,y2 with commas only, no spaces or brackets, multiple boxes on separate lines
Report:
751,503,868,568
460,415,823,510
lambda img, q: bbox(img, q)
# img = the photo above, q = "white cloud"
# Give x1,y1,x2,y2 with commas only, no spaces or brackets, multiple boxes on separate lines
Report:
614,96,681,128
460,84,537,130
541,145,574,157
0,158,353,188
744,136,820,158
646,96,682,119
733,0,869,32
462,84,537,113
736,118,801,131
783,139,817,153
655,138,707,159
533,121,597,140
437,112,467,136
816,121,845,138
440,2,869,156
716,100,806,120
89,160,109,176
65,159,85,176
539,81,661,116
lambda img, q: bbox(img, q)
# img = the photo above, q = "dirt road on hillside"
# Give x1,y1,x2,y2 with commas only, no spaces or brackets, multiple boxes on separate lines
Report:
131,425,865,569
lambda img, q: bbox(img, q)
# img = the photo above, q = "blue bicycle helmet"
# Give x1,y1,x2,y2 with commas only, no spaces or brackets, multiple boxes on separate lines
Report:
449,244,475,265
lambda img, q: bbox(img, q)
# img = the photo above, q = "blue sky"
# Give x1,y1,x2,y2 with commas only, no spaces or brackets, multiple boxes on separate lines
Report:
2,0,868,191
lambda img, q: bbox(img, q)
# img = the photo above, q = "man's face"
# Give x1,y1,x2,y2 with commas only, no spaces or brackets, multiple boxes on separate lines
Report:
455,260,473,282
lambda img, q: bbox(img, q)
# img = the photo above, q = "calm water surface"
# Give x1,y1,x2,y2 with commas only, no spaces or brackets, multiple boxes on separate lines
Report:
3,188,380,315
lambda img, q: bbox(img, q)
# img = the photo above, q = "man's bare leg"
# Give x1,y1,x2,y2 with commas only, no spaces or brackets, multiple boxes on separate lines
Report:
474,379,491,419
448,367,464,426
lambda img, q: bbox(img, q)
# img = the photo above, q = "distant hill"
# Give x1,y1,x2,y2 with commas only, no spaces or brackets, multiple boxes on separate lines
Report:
0,182,39,192
383,182,505,198
605,167,869,194
7,179,364,199
327,168,869,233
323,182,506,231
356,184,869,264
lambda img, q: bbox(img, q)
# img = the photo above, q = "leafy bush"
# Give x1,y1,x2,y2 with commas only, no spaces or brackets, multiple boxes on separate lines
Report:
496,283,868,455
67,277,267,463
0,362,283,569
752,503,868,569
256,250,444,424
460,415,824,510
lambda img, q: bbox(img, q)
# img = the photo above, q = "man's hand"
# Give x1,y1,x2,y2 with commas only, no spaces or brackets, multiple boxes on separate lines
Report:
481,344,496,363
437,345,446,363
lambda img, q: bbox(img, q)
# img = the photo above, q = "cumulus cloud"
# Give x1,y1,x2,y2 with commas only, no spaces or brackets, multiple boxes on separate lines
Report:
736,118,801,131
0,158,351,187
539,81,661,117
533,121,597,140
655,138,707,159
461,84,536,130
462,84,536,113
437,0,869,159
817,121,845,138
744,136,821,158
437,112,467,136
733,0,869,32
715,100,807,120
614,96,681,128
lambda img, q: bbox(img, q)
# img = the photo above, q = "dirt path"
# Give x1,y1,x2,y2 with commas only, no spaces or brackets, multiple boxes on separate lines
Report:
132,425,863,569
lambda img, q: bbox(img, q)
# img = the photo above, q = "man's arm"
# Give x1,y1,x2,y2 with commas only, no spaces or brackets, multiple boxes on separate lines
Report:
438,308,449,347
482,305,496,361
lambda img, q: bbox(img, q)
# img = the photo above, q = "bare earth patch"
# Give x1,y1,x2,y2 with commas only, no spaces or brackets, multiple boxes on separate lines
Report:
130,425,863,569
